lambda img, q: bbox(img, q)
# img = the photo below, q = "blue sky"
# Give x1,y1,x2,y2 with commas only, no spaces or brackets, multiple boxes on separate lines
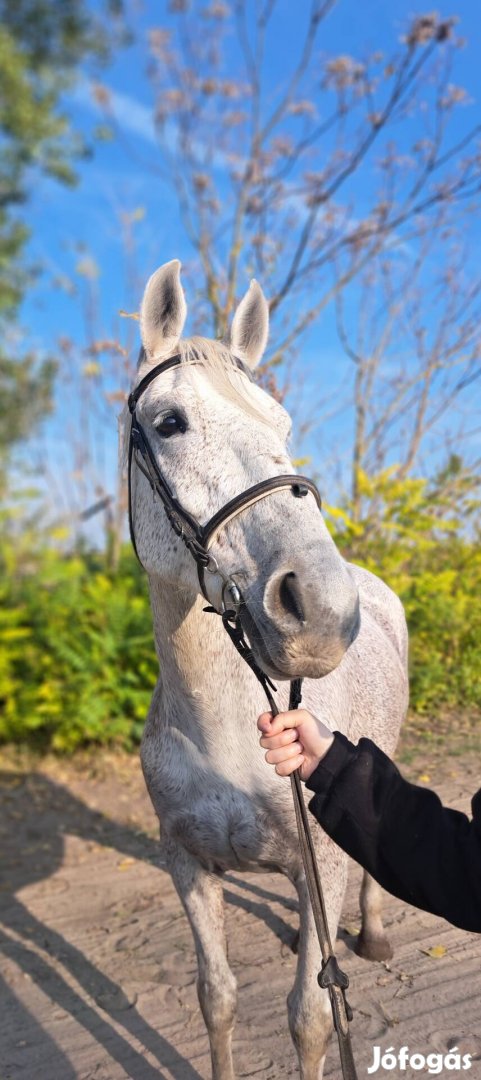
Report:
19,0,481,531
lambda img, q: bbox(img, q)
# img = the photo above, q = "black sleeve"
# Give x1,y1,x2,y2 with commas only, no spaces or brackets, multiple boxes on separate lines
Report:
305,732,481,933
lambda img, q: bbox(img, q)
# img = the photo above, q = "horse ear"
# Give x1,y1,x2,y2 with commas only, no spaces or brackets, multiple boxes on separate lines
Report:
230,279,269,369
140,259,187,359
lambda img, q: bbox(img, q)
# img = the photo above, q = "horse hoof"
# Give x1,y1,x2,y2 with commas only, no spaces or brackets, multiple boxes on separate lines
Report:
355,931,393,962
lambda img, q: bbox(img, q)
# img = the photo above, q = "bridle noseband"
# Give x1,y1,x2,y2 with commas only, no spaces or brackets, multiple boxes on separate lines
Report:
127,352,322,611
126,351,357,1080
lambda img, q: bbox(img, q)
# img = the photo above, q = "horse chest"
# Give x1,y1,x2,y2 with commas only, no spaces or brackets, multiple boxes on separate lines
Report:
146,763,297,874
175,796,267,872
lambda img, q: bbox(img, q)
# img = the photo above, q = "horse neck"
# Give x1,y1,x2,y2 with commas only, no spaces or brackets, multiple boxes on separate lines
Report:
148,577,255,720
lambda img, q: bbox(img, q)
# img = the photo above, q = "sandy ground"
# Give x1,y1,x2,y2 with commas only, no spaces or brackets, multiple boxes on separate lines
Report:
0,735,480,1080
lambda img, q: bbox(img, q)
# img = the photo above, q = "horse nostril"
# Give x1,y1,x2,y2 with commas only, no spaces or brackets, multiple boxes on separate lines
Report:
278,572,306,624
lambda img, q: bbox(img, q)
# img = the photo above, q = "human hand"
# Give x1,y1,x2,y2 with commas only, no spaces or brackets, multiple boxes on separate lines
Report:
257,709,335,781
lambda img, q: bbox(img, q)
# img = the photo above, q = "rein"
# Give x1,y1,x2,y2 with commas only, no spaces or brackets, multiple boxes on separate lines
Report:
127,354,357,1080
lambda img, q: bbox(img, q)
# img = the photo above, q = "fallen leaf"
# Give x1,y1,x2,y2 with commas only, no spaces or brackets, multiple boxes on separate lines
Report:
421,945,447,958
418,773,431,782
342,923,360,936
117,857,135,871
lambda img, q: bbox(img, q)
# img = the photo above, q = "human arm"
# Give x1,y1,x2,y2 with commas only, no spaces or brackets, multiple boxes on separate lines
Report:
258,711,481,933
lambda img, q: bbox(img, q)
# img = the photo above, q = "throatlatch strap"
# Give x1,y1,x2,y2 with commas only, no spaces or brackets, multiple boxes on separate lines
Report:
221,612,358,1080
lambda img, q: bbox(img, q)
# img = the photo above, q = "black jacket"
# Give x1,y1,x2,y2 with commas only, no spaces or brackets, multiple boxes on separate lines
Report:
305,732,481,933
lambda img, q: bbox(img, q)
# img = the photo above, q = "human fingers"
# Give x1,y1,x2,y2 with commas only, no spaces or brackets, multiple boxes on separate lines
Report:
259,729,299,750
257,710,301,735
265,741,303,765
275,754,305,777
257,711,274,733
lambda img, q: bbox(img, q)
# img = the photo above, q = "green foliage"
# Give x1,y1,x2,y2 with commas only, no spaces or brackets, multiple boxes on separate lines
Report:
0,537,157,752
326,460,481,714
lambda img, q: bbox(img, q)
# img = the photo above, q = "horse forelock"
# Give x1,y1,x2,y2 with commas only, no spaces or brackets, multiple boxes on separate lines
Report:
135,336,276,429
118,335,279,479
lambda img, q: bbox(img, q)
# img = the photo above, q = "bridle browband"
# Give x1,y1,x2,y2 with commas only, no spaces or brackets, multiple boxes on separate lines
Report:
127,352,357,1080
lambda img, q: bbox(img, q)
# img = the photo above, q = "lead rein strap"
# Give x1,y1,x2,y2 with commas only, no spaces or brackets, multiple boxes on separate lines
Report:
220,610,358,1080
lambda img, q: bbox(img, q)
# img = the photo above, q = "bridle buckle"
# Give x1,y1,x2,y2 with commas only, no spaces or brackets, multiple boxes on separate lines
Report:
204,553,220,575
222,579,242,613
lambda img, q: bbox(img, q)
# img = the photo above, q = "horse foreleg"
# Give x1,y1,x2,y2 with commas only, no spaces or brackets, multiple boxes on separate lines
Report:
288,835,349,1080
165,841,237,1080
356,870,393,961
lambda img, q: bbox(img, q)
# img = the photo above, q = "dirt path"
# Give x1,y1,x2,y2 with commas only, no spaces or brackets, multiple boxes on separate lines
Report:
0,738,480,1080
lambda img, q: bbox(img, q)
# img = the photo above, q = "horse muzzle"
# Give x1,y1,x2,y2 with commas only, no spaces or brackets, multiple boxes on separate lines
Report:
240,561,360,680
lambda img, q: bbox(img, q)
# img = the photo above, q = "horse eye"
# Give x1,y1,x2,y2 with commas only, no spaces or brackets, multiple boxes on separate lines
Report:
154,412,187,437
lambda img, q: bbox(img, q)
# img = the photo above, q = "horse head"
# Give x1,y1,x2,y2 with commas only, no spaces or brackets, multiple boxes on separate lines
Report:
126,258,359,680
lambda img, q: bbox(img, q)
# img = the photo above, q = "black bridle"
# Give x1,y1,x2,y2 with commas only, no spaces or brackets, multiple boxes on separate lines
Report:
128,353,322,609
127,353,357,1080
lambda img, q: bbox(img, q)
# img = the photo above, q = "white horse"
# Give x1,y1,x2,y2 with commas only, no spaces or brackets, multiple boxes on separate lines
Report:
124,259,408,1080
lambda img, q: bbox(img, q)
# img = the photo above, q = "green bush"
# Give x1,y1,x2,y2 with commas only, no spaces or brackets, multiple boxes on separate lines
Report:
400,553,481,712
0,542,157,751
326,464,481,714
